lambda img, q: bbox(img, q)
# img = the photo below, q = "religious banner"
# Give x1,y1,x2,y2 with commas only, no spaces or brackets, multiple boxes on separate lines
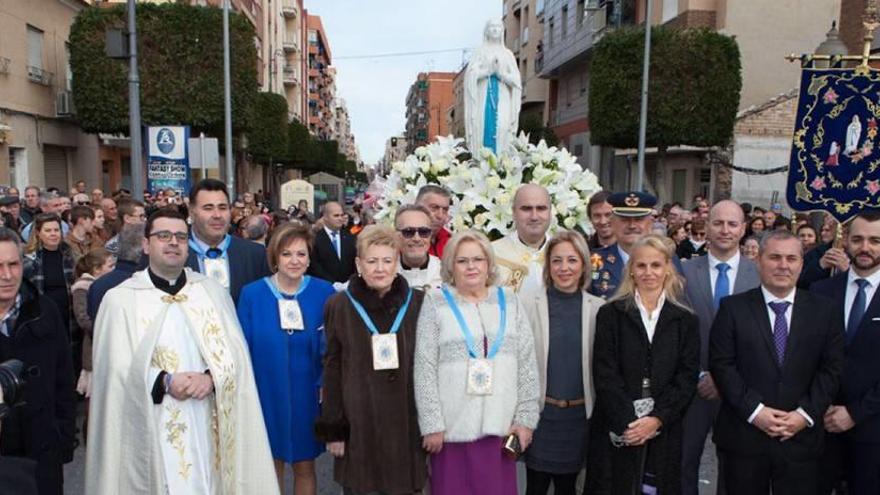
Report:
147,126,191,195
787,67,880,222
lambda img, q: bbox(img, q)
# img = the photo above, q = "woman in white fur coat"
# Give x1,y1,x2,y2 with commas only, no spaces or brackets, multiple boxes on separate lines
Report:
415,229,540,495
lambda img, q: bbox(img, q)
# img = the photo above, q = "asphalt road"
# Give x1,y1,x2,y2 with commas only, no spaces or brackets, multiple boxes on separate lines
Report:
62,414,720,495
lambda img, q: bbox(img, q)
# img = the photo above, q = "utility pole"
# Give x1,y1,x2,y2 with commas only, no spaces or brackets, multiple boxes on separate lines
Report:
635,0,654,192
223,0,235,199
127,0,143,200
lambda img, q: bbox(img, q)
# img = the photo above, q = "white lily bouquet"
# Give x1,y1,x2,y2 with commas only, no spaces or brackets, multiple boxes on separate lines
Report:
374,133,603,241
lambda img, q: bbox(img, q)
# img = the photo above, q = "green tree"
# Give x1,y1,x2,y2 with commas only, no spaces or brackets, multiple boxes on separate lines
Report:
518,113,560,147
69,3,258,135
247,92,288,164
589,27,742,149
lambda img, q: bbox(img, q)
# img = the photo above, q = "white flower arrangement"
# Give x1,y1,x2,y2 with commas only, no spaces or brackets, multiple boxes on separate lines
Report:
374,133,603,241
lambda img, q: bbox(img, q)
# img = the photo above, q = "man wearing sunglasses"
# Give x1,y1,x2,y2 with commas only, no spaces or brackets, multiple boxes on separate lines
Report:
395,205,442,290
86,208,278,494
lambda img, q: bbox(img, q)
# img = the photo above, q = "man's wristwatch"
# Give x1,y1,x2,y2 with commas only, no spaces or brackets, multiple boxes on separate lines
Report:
164,372,173,393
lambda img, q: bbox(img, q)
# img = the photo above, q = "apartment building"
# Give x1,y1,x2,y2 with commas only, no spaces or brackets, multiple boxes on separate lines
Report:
404,72,456,152
503,0,550,123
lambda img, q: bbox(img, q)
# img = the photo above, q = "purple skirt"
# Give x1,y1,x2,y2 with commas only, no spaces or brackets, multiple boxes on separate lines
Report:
430,436,517,495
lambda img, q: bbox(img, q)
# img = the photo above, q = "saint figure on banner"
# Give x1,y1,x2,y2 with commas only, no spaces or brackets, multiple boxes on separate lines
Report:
465,19,522,155
845,114,862,155
826,141,840,166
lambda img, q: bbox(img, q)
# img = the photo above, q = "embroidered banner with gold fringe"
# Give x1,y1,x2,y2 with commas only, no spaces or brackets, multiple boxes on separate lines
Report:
787,67,880,222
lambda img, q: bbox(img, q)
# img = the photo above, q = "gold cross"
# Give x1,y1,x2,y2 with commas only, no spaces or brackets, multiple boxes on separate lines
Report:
161,294,188,304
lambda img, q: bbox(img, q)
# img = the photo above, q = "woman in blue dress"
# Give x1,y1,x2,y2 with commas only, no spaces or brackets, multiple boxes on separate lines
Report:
237,222,335,495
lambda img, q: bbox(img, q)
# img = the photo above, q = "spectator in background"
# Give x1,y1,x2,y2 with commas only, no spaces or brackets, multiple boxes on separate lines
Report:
21,185,41,225
103,199,145,256
741,236,760,262
416,185,453,258
70,247,114,444
797,224,819,252
763,206,779,227
74,180,86,194
772,216,792,232
65,206,96,261
668,225,688,249
241,215,269,245
21,193,70,241
746,217,766,239
72,193,90,207
587,191,615,250
24,213,76,341
90,206,110,245
90,189,103,206
0,195,23,233
86,224,144,323
752,206,766,219
677,218,708,260
99,198,118,236
799,214,849,289
292,199,315,224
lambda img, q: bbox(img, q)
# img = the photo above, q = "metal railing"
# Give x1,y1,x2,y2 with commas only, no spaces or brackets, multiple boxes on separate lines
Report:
27,66,53,86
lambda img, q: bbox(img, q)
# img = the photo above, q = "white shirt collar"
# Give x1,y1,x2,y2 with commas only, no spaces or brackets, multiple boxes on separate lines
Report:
708,251,741,272
634,290,667,320
512,232,548,253
324,225,340,237
760,285,796,306
847,266,880,289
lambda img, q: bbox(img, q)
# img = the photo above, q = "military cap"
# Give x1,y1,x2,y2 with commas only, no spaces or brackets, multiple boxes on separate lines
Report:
608,191,657,217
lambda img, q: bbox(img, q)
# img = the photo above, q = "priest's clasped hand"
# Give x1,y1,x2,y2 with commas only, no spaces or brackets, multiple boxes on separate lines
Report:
168,371,214,401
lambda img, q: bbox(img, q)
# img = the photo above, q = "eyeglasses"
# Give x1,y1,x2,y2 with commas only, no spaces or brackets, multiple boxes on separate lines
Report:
149,231,189,242
398,227,432,239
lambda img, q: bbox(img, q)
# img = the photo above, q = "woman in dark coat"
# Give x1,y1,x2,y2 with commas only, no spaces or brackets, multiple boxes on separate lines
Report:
590,234,700,495
315,224,427,495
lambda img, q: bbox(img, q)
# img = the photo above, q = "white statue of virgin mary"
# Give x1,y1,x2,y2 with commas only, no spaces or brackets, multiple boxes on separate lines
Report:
465,19,523,155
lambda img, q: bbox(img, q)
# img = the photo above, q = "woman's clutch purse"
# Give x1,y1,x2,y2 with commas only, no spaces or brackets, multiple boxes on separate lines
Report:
502,433,522,459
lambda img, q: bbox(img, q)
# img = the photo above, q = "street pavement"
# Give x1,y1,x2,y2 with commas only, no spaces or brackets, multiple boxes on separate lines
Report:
62,405,721,495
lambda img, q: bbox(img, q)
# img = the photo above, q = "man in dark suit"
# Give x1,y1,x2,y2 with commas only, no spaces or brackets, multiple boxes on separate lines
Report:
710,230,844,495
681,200,760,495
309,201,356,285
184,179,269,304
812,210,880,494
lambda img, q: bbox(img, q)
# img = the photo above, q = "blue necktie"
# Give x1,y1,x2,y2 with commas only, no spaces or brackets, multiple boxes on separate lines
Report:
713,262,730,310
847,278,870,343
769,301,791,367
206,247,222,259
331,231,340,258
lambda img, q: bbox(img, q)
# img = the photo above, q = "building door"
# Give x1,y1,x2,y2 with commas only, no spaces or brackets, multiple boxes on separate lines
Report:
43,145,69,191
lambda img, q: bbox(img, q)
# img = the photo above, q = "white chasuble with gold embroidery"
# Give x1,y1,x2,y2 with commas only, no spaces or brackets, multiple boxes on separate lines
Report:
150,302,217,494
86,269,279,495
491,233,548,294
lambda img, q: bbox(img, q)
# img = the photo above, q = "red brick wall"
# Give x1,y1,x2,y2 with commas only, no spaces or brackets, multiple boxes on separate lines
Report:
840,0,867,57
734,97,798,137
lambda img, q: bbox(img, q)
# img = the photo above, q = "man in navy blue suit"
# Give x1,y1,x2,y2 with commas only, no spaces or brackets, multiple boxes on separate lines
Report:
812,210,880,494
185,179,269,304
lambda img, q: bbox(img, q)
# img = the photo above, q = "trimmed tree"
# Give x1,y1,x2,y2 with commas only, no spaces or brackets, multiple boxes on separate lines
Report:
248,92,288,165
69,3,258,136
589,26,742,193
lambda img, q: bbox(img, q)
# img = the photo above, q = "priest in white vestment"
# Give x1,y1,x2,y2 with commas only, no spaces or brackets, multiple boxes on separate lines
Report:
86,209,279,495
492,184,552,294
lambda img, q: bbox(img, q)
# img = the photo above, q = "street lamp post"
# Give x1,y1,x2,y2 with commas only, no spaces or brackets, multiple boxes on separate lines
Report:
635,0,654,192
223,0,235,199
127,0,143,200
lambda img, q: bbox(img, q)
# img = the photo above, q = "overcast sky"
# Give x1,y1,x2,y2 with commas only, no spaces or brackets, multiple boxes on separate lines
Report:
306,0,502,165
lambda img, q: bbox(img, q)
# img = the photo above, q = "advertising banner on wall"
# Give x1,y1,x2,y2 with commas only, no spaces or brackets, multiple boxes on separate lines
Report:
147,126,191,195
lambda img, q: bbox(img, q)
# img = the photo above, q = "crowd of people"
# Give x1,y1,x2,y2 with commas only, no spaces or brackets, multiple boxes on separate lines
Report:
0,177,873,495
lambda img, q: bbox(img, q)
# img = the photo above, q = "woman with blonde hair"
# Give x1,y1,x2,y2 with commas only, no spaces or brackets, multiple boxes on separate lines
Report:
521,230,605,495
415,229,540,495
590,234,700,494
315,224,428,495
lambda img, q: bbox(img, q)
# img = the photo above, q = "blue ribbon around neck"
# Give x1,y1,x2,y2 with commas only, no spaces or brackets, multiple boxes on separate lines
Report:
264,275,311,301
440,285,507,359
188,234,232,259
345,288,413,335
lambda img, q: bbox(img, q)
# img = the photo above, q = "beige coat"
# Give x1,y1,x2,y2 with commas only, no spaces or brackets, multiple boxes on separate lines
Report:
521,288,604,418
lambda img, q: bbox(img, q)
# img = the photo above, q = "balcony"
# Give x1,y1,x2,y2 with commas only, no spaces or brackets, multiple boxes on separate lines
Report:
283,65,299,86
0,57,10,75
540,1,611,76
282,37,298,52
27,66,53,86
281,1,297,17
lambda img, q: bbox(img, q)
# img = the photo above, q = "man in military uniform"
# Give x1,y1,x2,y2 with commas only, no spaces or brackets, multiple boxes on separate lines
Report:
590,191,668,298
492,184,551,294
